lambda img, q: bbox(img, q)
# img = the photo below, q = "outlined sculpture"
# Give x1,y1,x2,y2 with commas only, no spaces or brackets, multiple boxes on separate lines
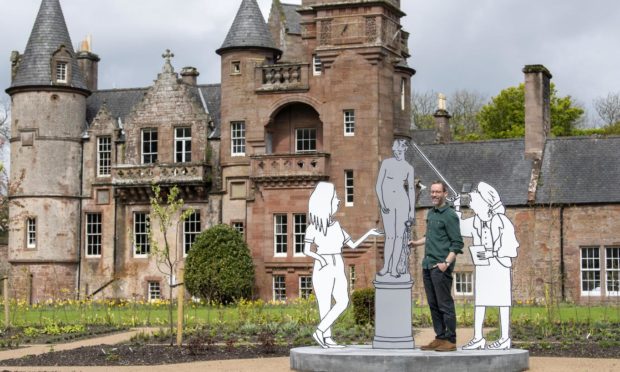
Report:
375,139,416,280
303,182,382,348
455,182,519,350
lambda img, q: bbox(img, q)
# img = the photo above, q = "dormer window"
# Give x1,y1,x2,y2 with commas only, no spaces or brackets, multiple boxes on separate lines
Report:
56,62,68,83
51,46,72,85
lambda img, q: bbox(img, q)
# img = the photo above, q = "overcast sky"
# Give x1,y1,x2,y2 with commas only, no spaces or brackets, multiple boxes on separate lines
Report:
1,0,619,126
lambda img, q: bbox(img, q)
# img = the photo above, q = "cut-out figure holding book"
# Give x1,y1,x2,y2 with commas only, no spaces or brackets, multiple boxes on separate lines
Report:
455,182,519,350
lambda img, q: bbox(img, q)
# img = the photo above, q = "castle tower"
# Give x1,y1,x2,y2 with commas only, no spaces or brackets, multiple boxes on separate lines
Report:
6,0,89,301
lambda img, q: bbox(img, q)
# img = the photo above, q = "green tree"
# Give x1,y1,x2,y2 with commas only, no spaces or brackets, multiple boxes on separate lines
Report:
185,224,254,304
411,90,437,129
478,83,584,139
148,184,194,345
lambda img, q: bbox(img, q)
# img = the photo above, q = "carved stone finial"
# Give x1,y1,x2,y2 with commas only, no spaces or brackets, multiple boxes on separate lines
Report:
438,93,447,111
162,49,175,73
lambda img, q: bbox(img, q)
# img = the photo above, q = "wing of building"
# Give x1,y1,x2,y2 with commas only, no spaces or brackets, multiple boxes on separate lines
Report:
4,0,619,304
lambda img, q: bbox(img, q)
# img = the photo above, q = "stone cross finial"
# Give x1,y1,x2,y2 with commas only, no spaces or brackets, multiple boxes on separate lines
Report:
438,93,447,111
162,49,175,73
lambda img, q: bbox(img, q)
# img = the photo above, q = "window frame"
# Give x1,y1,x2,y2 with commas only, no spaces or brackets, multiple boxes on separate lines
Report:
55,61,68,83
274,214,288,257
349,265,356,292
295,128,317,154
174,127,192,163
454,271,474,296
344,170,354,207
231,221,245,236
85,212,102,257
605,246,620,296
580,246,601,296
26,217,37,249
231,61,241,75
401,78,407,111
133,212,151,257
293,214,307,257
141,128,158,164
273,275,286,302
299,276,313,299
312,54,322,76
231,121,246,156
183,210,201,257
148,281,161,301
97,136,112,177
343,110,355,136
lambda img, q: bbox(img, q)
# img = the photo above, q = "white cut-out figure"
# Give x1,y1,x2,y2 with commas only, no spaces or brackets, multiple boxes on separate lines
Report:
304,182,383,349
375,139,416,278
455,182,519,350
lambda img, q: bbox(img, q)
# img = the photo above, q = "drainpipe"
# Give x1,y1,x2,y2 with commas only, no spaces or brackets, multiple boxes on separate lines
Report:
77,137,85,299
560,206,565,300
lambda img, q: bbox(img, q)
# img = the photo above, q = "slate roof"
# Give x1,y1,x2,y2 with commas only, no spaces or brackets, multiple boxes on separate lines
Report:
407,139,533,207
196,84,222,139
86,84,222,139
536,136,620,205
217,0,280,55
86,88,147,125
281,3,301,35
411,129,437,145
10,0,86,91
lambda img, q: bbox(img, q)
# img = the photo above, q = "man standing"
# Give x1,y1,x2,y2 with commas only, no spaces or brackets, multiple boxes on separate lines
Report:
410,181,463,351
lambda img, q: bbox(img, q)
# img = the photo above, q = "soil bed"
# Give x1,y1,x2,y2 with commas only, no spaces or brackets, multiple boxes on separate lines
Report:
0,344,289,366
1,342,618,366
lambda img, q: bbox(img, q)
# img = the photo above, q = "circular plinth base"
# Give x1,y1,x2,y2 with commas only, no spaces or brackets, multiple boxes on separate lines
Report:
290,345,529,372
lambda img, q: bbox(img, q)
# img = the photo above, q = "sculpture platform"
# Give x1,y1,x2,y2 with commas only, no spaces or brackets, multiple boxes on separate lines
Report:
290,345,529,372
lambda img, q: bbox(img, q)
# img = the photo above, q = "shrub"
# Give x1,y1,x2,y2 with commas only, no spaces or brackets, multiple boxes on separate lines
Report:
185,224,255,304
351,288,375,325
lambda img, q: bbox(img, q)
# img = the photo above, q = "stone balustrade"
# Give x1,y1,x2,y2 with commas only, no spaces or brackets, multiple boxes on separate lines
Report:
112,162,209,186
250,153,330,184
256,63,310,93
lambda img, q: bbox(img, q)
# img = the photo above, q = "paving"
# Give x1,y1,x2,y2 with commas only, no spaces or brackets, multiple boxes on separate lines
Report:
0,327,618,371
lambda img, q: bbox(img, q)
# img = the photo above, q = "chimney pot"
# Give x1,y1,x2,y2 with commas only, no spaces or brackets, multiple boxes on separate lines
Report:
180,66,200,85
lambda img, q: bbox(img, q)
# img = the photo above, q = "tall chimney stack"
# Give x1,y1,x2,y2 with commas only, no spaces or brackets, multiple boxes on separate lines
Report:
434,93,452,144
77,35,100,91
523,64,552,160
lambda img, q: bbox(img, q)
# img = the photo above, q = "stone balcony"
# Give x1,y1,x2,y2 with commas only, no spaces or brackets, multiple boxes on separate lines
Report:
256,63,310,93
112,163,211,203
112,162,210,186
250,153,330,186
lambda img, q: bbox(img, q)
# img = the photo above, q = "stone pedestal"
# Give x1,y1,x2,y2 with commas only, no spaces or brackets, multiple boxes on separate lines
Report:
290,346,530,372
372,280,414,349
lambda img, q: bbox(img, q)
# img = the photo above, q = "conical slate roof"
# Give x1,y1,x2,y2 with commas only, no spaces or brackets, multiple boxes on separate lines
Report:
8,0,87,92
216,0,280,55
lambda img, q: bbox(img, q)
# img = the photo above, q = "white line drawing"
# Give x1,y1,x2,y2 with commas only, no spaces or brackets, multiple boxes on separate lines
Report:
304,182,383,349
455,181,519,350
375,139,416,280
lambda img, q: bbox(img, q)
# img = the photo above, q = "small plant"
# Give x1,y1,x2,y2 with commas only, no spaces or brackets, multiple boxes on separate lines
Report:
257,329,277,354
351,288,374,325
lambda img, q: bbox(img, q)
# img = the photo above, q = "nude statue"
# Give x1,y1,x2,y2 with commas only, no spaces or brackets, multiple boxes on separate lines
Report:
375,139,416,278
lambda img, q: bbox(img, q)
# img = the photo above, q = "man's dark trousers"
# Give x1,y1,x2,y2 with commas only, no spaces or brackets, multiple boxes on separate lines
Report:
423,267,457,343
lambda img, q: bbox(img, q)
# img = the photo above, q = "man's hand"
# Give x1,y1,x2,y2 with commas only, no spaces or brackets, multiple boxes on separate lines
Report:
438,262,449,272
381,206,390,214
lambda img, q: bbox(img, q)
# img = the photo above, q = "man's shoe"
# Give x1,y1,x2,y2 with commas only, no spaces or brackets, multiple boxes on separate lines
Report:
435,340,456,352
420,338,443,351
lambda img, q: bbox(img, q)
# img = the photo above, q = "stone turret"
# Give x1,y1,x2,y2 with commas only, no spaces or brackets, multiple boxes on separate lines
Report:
5,0,88,301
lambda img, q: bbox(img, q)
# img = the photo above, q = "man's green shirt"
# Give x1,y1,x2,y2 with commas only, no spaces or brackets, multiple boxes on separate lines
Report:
422,204,464,269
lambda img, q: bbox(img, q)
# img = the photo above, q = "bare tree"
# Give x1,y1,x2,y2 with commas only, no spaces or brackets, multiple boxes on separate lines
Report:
0,97,9,143
411,90,437,129
594,92,620,126
448,89,486,139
